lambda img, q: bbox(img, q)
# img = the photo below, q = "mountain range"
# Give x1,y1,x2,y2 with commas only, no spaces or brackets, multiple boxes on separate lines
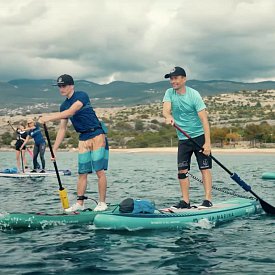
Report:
1,78,275,109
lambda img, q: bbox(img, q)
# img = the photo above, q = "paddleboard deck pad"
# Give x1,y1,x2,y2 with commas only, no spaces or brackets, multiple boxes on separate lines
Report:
94,198,261,231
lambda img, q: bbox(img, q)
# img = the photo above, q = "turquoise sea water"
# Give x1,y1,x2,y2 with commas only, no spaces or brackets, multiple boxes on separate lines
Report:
0,151,274,274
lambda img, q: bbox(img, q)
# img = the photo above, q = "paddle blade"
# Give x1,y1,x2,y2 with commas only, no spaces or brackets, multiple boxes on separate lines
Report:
259,199,275,215
59,189,70,209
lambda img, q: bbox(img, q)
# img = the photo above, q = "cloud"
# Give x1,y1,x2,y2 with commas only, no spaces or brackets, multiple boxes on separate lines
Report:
0,0,275,83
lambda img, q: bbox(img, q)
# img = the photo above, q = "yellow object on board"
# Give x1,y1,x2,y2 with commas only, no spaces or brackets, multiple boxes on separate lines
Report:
59,189,70,209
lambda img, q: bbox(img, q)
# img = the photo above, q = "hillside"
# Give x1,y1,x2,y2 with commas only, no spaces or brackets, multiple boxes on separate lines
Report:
1,78,275,110
1,89,275,129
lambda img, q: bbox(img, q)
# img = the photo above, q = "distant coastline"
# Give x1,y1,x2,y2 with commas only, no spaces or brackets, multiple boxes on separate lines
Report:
1,147,275,154
110,147,275,154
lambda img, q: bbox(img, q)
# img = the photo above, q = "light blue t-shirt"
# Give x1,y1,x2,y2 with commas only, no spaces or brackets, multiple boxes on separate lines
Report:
163,86,206,140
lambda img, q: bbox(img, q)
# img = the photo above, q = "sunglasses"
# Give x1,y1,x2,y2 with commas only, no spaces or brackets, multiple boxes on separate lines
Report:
58,84,67,88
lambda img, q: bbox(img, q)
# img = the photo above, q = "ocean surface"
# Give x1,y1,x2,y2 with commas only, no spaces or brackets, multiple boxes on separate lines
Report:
0,151,274,274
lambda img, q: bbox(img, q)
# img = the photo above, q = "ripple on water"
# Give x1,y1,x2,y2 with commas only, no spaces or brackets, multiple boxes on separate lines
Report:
0,152,275,274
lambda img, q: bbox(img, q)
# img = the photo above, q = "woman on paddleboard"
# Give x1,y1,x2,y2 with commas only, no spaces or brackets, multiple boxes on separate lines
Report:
163,66,213,209
20,118,46,173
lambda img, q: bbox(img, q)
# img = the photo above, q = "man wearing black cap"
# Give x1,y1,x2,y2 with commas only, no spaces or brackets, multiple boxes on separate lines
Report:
163,67,213,209
39,74,109,212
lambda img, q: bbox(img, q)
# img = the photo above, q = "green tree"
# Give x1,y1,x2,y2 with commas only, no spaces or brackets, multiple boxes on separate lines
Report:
135,120,144,131
211,127,228,147
1,132,13,146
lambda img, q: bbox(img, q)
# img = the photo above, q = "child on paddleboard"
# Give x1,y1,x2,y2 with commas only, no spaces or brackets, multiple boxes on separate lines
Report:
15,123,28,172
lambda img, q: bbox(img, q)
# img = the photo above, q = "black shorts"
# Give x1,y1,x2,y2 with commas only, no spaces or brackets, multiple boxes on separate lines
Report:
177,134,212,171
15,142,26,151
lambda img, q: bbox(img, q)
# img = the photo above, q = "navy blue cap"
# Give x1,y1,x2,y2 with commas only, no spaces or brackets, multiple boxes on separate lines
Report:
53,74,74,86
164,67,186,78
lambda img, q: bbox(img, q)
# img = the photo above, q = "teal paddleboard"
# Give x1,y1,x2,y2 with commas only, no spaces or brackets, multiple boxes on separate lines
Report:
0,206,116,230
94,198,260,231
261,172,275,179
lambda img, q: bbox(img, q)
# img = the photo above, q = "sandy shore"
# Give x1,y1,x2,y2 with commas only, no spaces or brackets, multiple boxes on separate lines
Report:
1,147,275,154
109,147,275,154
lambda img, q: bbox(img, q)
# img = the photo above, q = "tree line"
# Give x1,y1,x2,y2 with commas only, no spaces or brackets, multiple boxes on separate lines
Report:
1,119,274,149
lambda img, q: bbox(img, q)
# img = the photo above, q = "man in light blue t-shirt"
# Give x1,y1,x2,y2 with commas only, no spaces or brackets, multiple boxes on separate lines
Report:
163,66,213,209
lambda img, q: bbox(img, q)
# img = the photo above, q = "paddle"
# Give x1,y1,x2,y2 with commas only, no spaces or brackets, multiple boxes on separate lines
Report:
173,123,275,215
43,124,70,210
20,150,25,173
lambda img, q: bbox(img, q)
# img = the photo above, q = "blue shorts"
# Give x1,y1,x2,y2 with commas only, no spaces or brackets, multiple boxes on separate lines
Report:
78,134,109,174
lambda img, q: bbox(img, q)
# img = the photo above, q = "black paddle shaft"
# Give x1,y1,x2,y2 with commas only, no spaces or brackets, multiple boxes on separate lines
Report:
43,124,64,191
173,123,275,215
20,150,25,173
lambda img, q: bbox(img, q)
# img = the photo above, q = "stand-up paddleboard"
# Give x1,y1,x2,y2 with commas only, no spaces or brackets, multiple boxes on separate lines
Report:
0,205,116,230
0,169,71,178
94,198,261,231
261,172,275,180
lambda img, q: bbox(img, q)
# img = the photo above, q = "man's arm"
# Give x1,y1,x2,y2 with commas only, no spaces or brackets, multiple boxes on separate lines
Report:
38,100,83,124
198,109,211,155
163,102,174,125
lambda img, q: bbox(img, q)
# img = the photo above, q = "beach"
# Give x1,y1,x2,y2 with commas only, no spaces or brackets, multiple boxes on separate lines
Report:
1,146,275,154
110,147,275,154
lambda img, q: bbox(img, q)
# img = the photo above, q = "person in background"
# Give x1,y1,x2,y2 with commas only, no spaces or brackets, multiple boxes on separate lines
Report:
162,66,213,209
20,118,46,173
38,74,109,212
15,123,28,172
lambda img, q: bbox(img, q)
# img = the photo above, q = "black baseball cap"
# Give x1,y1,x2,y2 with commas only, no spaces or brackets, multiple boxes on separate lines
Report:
53,74,74,86
164,67,186,78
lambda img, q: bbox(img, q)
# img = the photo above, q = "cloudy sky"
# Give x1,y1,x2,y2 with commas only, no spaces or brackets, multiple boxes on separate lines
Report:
0,0,275,83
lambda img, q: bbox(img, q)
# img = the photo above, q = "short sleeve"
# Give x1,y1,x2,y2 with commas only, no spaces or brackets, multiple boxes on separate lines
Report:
163,89,172,102
77,92,90,106
193,91,206,112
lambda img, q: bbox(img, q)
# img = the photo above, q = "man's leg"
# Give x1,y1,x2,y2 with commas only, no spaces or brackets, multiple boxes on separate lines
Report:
194,135,213,203
178,169,190,203
201,169,212,201
76,173,88,206
96,169,107,202
178,140,192,204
